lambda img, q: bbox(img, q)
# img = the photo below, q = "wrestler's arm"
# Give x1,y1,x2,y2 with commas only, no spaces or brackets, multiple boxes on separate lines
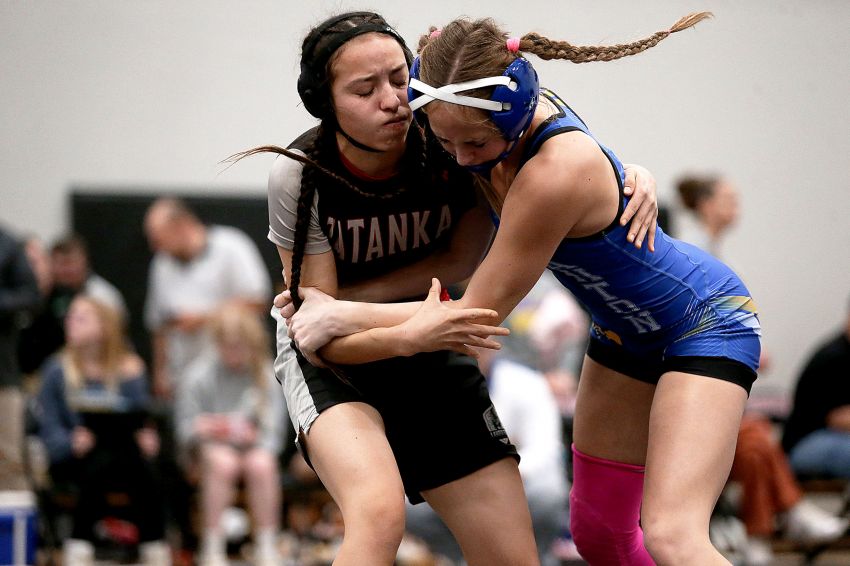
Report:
279,246,505,365
450,135,607,321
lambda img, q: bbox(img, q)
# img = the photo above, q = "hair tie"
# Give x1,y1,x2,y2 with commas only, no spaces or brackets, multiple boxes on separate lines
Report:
506,37,520,53
429,28,442,40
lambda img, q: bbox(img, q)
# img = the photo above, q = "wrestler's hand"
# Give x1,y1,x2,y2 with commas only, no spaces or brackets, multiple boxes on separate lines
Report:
397,279,509,359
622,163,658,252
287,288,353,367
274,289,294,319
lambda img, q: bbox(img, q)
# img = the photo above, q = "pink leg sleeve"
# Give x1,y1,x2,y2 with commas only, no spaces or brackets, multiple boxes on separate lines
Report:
569,445,655,565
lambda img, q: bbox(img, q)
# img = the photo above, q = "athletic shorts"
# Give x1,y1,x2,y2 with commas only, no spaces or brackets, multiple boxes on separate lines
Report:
586,318,761,394
278,346,519,504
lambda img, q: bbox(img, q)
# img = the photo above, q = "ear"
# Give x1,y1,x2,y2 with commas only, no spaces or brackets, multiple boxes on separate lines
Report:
489,57,539,141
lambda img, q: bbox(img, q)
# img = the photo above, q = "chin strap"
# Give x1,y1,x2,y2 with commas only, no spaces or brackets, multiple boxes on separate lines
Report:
338,127,384,153
465,139,520,175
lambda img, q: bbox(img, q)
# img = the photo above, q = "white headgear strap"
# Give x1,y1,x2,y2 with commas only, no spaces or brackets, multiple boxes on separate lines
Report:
408,76,516,112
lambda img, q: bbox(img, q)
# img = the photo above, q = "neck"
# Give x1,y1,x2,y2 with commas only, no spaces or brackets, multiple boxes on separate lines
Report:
701,217,726,241
336,132,405,178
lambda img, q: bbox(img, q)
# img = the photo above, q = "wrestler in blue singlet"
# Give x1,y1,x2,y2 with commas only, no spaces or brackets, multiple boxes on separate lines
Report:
515,89,761,388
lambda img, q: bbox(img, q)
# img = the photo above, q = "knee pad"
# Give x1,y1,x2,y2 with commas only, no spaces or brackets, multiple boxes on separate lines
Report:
569,445,655,565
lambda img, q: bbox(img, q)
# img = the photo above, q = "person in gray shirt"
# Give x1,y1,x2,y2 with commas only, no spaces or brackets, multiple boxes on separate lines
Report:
143,197,271,399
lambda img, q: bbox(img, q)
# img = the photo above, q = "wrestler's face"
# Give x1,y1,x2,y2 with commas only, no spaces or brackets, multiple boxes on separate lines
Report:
330,33,412,151
425,103,509,168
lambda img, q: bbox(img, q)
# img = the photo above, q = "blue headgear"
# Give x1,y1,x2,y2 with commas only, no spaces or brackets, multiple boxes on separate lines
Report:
408,56,539,172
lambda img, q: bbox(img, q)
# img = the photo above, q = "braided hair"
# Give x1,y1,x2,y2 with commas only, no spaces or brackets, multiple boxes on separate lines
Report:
418,13,711,97
229,12,433,310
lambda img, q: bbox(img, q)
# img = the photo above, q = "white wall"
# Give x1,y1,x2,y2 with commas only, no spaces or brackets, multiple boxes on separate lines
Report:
2,0,848,395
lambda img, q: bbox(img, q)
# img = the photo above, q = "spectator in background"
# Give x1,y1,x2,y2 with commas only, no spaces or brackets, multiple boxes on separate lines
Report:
675,174,739,258
730,416,848,565
175,305,284,566
37,295,168,566
0,225,41,491
143,197,271,400
17,233,127,375
782,298,850,480
51,234,127,317
497,271,589,378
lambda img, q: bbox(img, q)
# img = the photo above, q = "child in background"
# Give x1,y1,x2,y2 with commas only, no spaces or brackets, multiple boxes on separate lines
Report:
176,304,285,566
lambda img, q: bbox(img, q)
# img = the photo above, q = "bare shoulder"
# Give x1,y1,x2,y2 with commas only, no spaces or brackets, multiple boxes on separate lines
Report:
513,131,619,235
515,132,607,201
538,131,611,185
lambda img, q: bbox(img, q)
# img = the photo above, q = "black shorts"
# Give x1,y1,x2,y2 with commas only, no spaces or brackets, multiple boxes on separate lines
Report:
586,337,758,394
289,350,519,504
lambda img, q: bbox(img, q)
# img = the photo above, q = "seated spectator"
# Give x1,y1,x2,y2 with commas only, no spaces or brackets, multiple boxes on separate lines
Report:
36,295,168,566
50,233,127,317
18,233,127,375
729,414,848,565
175,304,285,566
406,348,569,566
782,297,850,480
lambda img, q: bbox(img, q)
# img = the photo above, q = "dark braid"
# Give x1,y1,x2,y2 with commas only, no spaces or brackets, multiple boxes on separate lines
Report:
288,124,334,309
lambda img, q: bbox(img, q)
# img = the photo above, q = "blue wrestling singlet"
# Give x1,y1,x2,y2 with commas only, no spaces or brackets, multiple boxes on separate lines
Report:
516,89,762,385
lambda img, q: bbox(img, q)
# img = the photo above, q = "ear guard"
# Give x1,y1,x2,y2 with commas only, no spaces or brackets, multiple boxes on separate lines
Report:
408,56,539,143
298,13,413,120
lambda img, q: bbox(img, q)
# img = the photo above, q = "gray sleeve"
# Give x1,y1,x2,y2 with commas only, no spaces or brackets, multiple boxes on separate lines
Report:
266,153,331,254
218,228,272,301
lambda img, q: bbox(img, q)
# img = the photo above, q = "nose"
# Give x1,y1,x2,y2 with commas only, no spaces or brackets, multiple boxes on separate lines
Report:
378,83,401,112
455,148,477,166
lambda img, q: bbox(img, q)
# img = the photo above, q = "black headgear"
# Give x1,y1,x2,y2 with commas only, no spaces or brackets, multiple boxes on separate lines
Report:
297,12,414,120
